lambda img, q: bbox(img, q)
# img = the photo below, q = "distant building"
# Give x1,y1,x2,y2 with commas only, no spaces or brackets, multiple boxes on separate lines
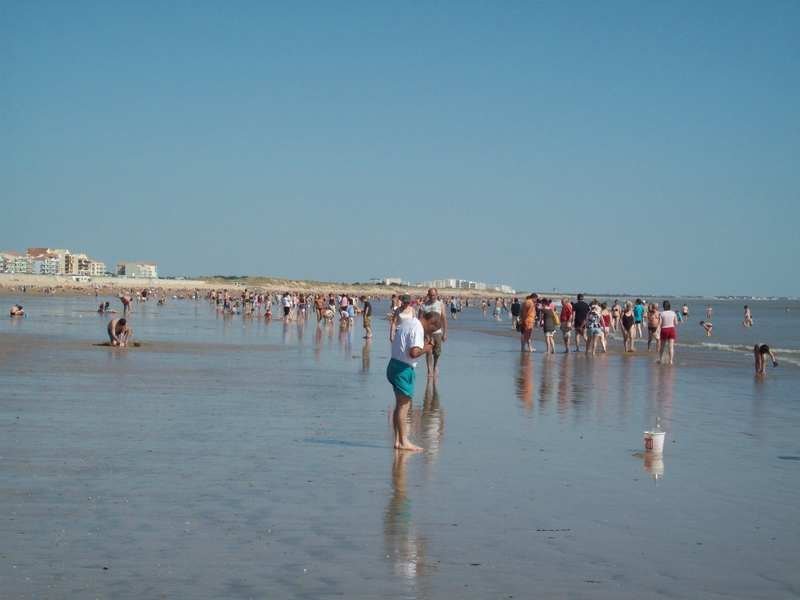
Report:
12,254,31,274
383,277,403,286
0,251,23,273
26,247,69,275
30,253,60,275
117,262,158,278
88,261,106,277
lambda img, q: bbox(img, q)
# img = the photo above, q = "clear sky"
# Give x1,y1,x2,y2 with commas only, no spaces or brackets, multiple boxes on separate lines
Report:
3,1,798,296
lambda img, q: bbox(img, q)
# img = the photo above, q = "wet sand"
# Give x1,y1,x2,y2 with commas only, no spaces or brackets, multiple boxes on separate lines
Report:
1,297,799,598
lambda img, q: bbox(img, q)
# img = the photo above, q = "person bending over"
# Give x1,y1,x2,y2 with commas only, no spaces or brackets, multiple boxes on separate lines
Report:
107,318,133,347
754,344,777,375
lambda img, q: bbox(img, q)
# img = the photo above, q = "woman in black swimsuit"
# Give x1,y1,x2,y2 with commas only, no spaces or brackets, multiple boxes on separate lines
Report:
621,301,635,352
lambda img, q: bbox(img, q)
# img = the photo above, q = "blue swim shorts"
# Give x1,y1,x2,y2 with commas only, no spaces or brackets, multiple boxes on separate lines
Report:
386,358,416,398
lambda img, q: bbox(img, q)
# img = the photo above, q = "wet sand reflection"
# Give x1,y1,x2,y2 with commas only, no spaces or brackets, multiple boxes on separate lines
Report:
383,451,429,592
515,352,534,411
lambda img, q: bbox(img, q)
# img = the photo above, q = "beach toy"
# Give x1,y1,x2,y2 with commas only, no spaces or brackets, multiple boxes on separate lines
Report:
643,430,666,454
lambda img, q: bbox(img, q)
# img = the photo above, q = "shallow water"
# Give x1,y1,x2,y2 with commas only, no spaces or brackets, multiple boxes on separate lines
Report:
1,296,799,598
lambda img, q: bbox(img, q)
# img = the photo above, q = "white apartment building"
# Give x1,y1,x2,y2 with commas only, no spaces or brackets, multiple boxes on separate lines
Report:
88,261,106,277
117,262,158,278
30,254,60,275
12,255,31,273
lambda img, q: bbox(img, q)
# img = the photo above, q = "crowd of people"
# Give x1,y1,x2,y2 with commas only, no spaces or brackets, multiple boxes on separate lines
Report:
6,285,780,451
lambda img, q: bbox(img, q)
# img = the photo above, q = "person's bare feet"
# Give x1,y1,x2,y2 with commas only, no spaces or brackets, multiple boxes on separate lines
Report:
395,442,423,452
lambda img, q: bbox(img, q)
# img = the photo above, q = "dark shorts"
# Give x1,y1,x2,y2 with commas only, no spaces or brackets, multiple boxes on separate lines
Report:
648,326,658,334
283,307,290,316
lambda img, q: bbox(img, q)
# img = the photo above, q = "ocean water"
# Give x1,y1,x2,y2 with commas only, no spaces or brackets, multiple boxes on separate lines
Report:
1,295,798,599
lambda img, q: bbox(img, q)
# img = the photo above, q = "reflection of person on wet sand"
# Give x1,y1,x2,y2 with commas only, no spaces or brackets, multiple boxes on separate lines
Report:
754,344,778,375
362,339,371,372
107,318,133,347
419,380,444,456
516,352,533,409
386,312,439,451
384,451,427,582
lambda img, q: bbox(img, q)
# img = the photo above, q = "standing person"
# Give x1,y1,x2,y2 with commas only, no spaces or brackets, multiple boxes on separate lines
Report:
418,288,448,378
314,294,326,322
611,300,621,331
585,303,605,355
753,344,778,375
510,297,521,331
449,296,459,320
646,303,662,352
621,301,635,352
298,294,307,320
520,293,537,352
706,305,713,320
743,305,754,327
493,298,502,320
559,296,573,353
386,310,438,452
633,299,645,339
657,300,678,365
360,296,373,339
682,303,689,319
107,318,132,347
281,292,292,322
572,293,591,352
600,303,612,339
541,298,558,354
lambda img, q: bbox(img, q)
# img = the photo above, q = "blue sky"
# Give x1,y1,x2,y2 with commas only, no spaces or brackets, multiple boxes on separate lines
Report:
3,1,798,295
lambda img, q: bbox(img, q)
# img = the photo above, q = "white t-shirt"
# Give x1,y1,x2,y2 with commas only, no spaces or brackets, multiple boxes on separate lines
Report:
391,317,425,367
282,296,292,308
660,310,677,329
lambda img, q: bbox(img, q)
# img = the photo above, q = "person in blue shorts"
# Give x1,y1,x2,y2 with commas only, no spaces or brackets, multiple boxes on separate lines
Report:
633,299,645,338
386,300,440,451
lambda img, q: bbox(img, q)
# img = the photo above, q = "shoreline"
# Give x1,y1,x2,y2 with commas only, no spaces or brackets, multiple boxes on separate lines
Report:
0,273,520,299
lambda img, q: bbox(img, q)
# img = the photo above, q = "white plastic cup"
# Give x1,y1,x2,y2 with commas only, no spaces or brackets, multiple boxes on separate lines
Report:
644,430,666,454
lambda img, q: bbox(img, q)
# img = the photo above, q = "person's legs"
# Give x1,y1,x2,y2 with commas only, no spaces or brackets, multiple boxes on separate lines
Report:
600,332,607,352
658,336,666,363
430,333,442,376
668,339,674,365
393,391,421,451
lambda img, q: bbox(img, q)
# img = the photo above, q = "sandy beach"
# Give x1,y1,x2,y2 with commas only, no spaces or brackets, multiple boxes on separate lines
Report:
1,295,798,598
